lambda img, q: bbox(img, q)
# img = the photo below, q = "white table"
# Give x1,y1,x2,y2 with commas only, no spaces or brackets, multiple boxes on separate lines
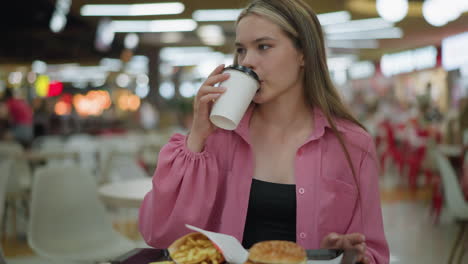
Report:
98,178,153,239
98,178,153,208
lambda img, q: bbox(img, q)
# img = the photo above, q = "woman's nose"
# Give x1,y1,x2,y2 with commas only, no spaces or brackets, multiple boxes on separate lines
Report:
239,51,256,70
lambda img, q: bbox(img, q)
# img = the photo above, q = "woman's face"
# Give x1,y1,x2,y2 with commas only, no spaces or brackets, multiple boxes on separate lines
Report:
235,14,304,104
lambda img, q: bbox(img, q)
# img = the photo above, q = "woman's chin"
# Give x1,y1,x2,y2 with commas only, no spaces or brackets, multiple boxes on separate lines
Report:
252,94,263,104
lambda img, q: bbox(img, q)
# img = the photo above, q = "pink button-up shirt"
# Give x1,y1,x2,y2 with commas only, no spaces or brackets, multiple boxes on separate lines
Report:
139,106,389,264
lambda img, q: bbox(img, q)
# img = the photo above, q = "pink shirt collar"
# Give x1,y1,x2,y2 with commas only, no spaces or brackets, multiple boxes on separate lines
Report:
233,104,346,145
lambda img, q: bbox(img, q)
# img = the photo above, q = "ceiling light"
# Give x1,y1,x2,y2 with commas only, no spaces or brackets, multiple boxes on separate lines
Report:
381,46,438,76
32,60,48,74
326,27,403,40
317,11,351,26
124,33,139,49
136,84,150,98
324,18,394,35
159,81,175,99
50,13,67,33
160,47,213,60
116,73,131,88
192,9,243,21
81,2,184,16
180,81,197,98
136,74,149,86
111,19,197,33
326,39,379,49
95,18,115,52
100,58,122,72
161,32,184,43
50,0,71,33
327,55,356,71
376,0,408,22
442,31,468,70
422,0,450,27
349,61,376,80
197,25,225,46
160,47,226,66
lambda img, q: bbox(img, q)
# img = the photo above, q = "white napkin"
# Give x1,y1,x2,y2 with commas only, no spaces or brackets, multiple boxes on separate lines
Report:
185,224,249,264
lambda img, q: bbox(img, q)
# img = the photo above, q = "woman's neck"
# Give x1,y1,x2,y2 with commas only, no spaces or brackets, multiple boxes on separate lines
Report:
252,90,312,133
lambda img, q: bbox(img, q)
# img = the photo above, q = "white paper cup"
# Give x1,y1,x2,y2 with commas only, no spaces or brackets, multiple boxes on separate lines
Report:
210,65,259,130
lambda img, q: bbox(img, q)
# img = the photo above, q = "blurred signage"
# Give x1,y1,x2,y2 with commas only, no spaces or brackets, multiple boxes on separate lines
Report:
380,46,438,77
35,75,50,97
48,81,64,97
442,31,468,71
35,76,63,97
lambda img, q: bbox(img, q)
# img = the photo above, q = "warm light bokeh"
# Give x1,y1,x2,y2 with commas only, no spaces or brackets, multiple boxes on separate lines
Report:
116,90,141,112
73,90,112,117
54,101,72,116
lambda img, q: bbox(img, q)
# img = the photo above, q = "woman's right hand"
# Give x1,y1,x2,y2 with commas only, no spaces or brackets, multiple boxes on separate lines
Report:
187,64,229,152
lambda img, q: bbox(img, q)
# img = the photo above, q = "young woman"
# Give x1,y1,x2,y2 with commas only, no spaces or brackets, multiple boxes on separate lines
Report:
139,0,389,263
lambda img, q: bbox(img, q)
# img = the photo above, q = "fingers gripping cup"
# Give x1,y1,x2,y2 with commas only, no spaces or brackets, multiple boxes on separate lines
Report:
210,65,259,130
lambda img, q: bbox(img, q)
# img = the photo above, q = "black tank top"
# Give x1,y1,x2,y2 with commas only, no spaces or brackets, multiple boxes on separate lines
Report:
242,178,297,249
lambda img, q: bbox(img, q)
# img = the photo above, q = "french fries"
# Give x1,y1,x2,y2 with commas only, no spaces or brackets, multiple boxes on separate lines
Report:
169,233,224,264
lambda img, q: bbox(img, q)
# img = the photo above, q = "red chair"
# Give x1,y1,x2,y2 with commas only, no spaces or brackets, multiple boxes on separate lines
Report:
403,127,441,190
379,121,405,175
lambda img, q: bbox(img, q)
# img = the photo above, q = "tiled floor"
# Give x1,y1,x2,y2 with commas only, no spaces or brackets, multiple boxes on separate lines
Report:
2,174,463,264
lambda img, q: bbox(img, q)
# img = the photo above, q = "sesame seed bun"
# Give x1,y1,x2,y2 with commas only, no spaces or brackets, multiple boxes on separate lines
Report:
248,241,307,264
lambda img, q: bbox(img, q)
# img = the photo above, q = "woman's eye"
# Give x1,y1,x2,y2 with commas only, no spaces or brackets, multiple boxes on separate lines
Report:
259,44,270,50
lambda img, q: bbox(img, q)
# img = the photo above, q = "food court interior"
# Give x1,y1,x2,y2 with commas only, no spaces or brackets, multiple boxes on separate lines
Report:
1,0,468,263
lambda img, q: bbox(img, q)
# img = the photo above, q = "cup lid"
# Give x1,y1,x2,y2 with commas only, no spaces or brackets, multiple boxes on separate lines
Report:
225,65,259,83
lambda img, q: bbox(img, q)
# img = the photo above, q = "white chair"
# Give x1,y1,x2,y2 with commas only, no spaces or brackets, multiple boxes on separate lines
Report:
0,159,13,261
65,134,99,175
32,136,70,165
28,164,135,262
430,147,468,264
100,150,149,184
0,141,31,241
97,136,148,183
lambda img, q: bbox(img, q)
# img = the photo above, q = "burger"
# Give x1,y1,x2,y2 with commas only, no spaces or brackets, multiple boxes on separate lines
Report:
247,241,307,264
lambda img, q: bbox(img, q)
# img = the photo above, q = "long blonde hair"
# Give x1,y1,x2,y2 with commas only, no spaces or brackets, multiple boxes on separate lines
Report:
235,0,366,210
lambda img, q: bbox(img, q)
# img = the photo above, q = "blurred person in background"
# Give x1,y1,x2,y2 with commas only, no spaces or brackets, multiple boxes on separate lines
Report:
139,0,389,263
32,98,50,138
139,99,159,130
0,88,33,148
418,83,443,124
0,98,12,140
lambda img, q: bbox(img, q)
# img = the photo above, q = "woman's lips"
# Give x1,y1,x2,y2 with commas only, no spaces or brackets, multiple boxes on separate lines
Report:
257,80,263,93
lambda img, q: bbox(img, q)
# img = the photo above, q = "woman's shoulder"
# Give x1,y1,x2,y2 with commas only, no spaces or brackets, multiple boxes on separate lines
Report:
334,118,374,151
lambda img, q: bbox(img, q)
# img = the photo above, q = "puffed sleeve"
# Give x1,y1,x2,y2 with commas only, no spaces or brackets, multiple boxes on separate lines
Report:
348,140,390,264
138,133,223,248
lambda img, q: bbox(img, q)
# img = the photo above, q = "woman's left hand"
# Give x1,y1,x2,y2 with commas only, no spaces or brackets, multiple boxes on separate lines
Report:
320,232,370,264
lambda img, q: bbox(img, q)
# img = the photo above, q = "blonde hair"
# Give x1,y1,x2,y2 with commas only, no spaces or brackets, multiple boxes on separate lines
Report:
236,0,366,216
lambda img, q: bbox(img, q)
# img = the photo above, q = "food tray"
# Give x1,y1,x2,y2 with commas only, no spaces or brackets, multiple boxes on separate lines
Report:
109,248,361,264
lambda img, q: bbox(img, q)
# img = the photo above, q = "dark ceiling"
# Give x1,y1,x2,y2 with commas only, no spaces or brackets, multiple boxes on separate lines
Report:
0,0,124,64
1,0,467,64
